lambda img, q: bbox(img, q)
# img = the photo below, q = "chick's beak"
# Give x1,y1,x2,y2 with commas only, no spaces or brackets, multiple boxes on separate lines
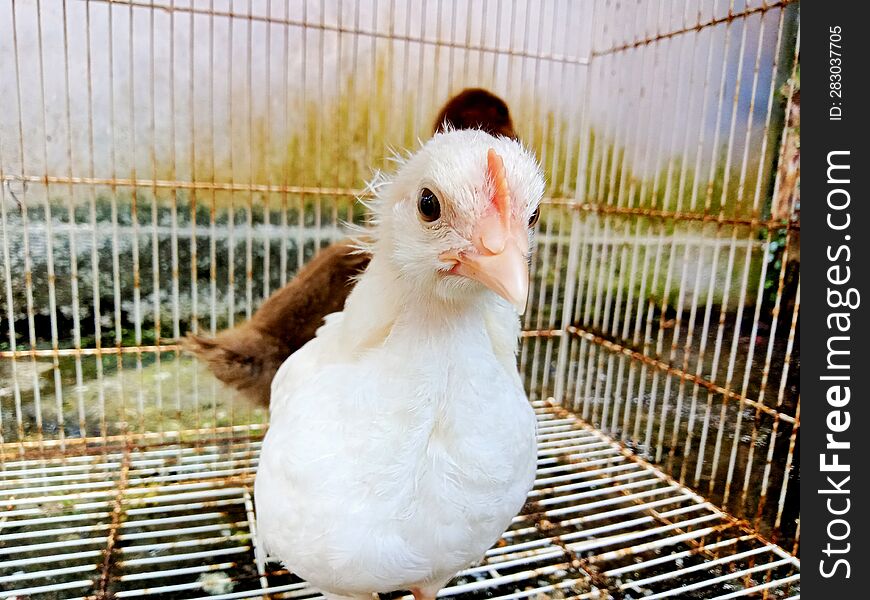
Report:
439,148,530,314
441,230,529,314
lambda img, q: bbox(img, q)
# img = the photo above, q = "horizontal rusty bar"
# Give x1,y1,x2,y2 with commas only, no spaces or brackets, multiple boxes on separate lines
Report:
564,326,796,425
0,424,265,460
88,0,590,67
546,198,798,231
521,329,564,338
2,334,567,358
2,174,363,198
0,344,181,359
592,0,796,58
2,173,799,231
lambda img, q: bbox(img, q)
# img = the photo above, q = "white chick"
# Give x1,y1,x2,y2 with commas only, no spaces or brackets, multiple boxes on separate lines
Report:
254,129,545,600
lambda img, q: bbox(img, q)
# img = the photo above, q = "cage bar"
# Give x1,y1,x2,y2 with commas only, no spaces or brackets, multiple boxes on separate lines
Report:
1,0,799,597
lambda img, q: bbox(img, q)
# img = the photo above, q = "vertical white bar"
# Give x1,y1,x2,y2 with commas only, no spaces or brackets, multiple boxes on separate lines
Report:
227,1,237,330
127,1,146,435
149,0,163,437
552,0,595,406
278,0,290,286
168,1,181,345
189,0,200,337
209,0,219,335
60,0,88,441
188,0,200,432
244,1,255,325
35,0,66,447
11,0,46,448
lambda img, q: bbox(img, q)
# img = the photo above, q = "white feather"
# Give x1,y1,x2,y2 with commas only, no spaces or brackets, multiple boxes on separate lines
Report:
255,130,544,600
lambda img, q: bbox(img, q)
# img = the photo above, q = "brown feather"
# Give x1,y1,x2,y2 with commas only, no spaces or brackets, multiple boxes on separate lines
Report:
182,242,370,404
432,88,517,140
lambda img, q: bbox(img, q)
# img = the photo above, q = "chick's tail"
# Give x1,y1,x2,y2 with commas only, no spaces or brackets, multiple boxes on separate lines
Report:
181,328,287,406
182,241,371,405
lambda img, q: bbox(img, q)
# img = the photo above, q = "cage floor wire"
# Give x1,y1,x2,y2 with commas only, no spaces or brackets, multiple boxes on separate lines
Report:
1,399,799,600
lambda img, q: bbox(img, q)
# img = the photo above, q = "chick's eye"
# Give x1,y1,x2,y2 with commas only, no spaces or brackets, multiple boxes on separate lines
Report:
528,206,540,227
418,188,441,222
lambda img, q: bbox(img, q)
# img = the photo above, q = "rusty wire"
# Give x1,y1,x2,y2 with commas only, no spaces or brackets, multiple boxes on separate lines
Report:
0,0,800,596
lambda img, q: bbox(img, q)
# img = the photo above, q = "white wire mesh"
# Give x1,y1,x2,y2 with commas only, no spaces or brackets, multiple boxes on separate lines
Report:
1,400,799,599
0,0,799,598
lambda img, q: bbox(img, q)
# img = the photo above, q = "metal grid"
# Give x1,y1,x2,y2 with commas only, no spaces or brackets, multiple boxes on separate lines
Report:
1,399,799,599
0,0,799,598
517,0,801,552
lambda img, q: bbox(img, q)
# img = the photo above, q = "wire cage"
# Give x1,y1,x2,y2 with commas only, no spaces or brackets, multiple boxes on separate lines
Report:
0,0,800,598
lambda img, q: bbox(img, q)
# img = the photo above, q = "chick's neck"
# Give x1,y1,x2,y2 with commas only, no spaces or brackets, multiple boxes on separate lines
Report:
342,250,498,352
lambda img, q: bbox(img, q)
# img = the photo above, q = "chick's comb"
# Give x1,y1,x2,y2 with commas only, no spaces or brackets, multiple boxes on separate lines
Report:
487,148,511,229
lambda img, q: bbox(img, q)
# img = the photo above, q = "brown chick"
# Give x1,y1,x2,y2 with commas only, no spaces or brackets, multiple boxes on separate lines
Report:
185,88,516,405
182,242,370,404
432,88,517,139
